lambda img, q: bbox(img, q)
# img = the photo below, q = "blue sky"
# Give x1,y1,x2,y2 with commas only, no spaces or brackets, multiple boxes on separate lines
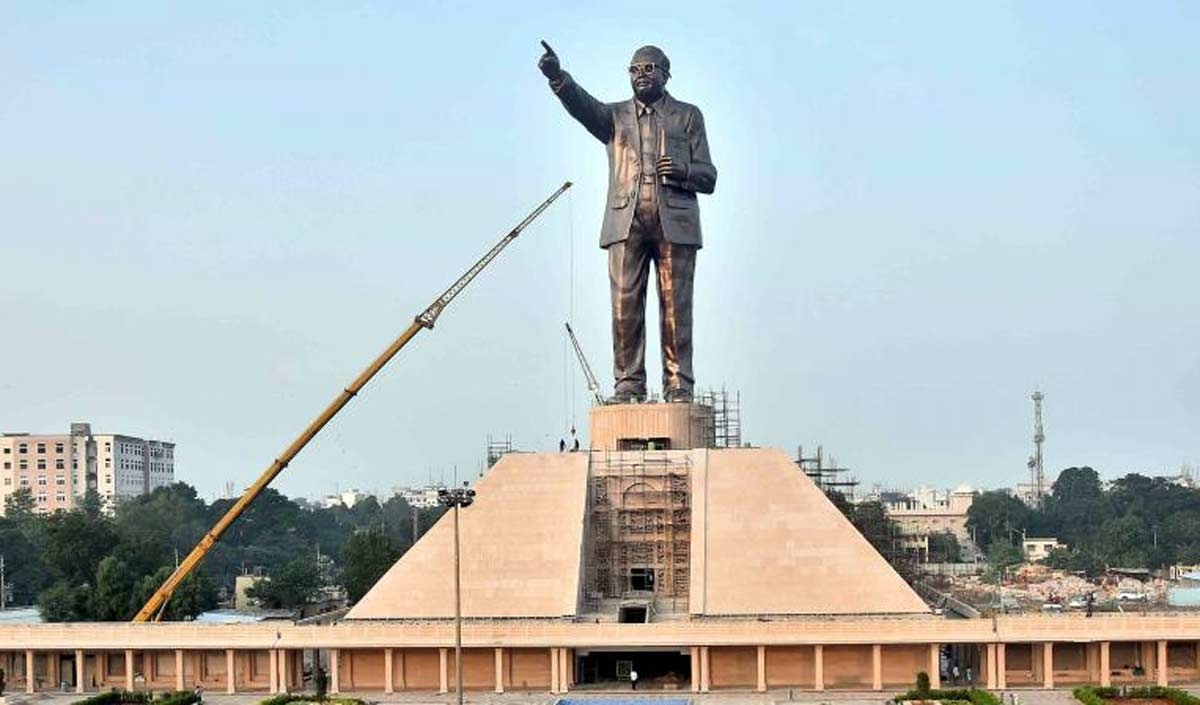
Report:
1,2,1197,501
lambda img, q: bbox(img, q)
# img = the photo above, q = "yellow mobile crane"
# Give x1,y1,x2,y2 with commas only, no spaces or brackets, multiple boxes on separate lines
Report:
133,182,572,622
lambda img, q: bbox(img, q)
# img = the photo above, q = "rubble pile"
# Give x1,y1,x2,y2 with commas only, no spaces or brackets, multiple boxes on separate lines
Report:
944,566,1177,612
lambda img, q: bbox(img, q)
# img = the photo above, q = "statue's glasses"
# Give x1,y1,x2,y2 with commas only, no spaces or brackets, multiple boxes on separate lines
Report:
628,63,663,77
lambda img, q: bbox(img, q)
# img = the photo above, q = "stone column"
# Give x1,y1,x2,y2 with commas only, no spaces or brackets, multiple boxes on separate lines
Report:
561,648,571,691
26,650,35,693
384,648,394,694
279,649,289,693
1043,643,1054,689
439,648,449,694
757,645,767,692
126,649,135,691
77,649,86,693
549,647,559,694
174,650,184,691
1157,641,1169,686
690,647,701,693
330,649,340,694
997,643,1007,688
494,648,504,694
1100,642,1111,687
986,644,997,689
1141,642,1155,680
929,644,941,689
814,645,824,691
268,649,278,695
225,649,235,694
872,644,883,691
700,646,711,693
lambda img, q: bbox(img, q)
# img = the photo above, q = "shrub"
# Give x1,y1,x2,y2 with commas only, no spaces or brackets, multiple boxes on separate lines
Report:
75,690,125,705
73,690,197,705
256,696,366,705
897,687,1000,705
916,671,931,698
1075,687,1108,705
1074,686,1200,705
968,689,1002,705
314,666,328,701
154,692,200,705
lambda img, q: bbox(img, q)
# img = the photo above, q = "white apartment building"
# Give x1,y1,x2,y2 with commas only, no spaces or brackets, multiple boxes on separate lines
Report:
394,484,445,509
0,422,174,515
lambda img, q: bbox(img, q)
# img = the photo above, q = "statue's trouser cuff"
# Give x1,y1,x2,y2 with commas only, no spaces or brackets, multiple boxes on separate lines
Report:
608,208,696,397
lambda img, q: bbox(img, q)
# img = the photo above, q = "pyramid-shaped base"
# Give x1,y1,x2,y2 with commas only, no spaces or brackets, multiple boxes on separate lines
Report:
347,440,926,619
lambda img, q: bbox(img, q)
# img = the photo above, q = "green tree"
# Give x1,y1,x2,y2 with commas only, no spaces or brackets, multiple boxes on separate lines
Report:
91,556,137,620
3,487,37,519
966,491,1030,551
1097,515,1151,568
208,489,318,584
80,489,105,519
987,541,1025,577
133,567,218,621
43,509,116,585
38,580,90,622
1045,546,1104,577
1043,466,1105,547
927,531,962,563
246,557,321,609
113,483,209,578
0,519,50,606
341,530,402,604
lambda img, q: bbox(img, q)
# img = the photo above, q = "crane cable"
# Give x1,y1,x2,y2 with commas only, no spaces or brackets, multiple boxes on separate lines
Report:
568,188,576,434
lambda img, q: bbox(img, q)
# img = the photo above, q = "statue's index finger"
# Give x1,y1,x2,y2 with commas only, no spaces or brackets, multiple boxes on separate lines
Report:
540,40,556,56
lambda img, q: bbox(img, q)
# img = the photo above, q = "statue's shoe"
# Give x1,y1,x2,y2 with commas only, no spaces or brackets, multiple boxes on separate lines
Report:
664,387,693,403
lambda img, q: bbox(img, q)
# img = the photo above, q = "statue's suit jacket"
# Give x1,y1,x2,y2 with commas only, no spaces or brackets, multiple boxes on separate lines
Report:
551,72,717,248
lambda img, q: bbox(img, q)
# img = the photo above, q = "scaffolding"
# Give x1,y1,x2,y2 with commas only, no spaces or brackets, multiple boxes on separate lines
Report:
796,444,858,501
581,449,692,616
485,434,514,468
692,388,742,449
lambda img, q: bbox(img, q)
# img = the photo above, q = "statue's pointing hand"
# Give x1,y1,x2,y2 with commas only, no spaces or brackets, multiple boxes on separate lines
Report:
538,40,562,80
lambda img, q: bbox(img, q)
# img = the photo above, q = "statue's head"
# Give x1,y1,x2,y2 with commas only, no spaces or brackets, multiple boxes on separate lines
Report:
629,45,670,103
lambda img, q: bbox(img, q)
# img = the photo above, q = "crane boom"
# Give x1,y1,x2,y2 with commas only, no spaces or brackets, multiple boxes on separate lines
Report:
565,322,605,406
132,182,572,622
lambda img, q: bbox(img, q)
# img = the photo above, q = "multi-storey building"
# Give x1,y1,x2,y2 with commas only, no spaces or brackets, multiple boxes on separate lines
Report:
0,422,174,515
874,485,977,561
0,433,76,514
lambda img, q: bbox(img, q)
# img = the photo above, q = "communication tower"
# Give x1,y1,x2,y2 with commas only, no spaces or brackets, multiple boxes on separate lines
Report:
1027,390,1045,506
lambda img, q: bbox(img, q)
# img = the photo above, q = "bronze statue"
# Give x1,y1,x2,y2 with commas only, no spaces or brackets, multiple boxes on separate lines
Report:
539,41,717,403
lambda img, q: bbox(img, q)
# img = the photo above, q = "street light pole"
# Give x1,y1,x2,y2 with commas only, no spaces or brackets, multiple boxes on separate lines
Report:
438,483,476,705
454,502,462,702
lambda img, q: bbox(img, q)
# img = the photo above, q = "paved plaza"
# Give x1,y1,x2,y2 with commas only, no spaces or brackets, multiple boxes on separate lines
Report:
8,687,1181,705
